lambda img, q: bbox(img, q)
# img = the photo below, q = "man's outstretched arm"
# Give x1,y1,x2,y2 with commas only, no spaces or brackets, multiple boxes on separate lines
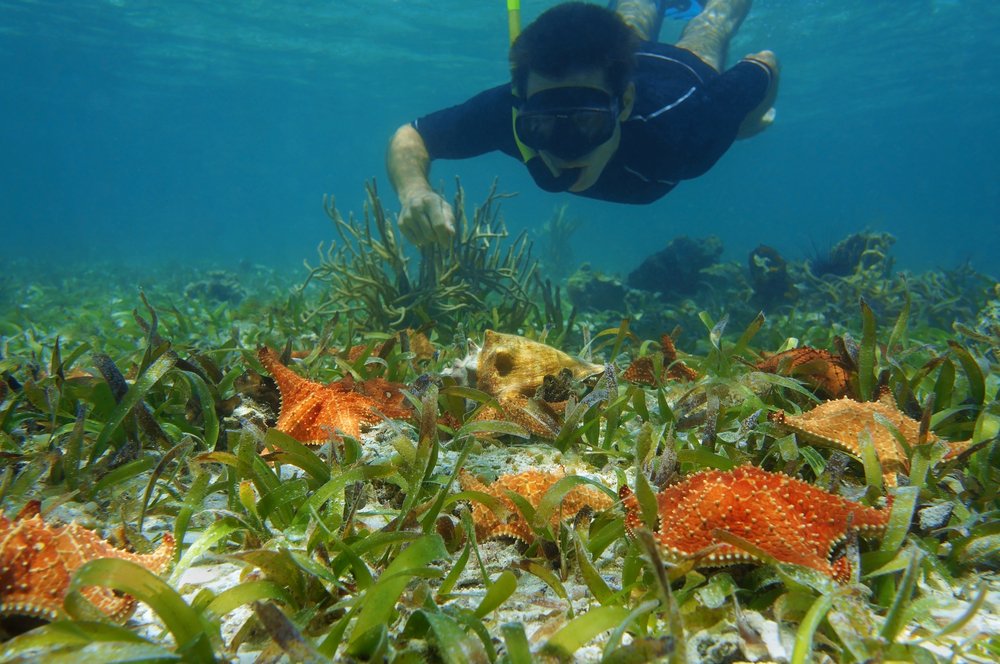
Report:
387,124,455,248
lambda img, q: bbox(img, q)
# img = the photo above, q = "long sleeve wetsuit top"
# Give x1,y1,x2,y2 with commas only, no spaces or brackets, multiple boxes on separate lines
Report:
411,42,772,204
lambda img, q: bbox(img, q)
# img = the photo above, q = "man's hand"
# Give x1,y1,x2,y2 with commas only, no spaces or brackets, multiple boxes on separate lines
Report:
387,124,455,248
398,187,456,248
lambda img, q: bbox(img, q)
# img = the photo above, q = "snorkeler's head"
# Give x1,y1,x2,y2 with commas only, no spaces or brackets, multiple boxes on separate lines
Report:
509,3,638,99
509,4,639,194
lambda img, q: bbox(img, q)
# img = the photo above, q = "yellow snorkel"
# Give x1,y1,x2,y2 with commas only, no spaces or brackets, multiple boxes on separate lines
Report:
507,0,521,45
507,0,537,161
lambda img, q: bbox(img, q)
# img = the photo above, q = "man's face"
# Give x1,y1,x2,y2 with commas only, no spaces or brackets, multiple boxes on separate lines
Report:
522,69,635,192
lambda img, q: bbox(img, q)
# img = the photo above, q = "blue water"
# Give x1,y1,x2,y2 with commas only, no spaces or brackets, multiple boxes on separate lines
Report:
2,0,998,277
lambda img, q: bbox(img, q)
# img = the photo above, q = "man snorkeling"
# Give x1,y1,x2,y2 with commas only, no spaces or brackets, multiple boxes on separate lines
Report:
387,0,778,247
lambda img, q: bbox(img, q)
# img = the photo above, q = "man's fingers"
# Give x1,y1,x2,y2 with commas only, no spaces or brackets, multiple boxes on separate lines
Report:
398,213,422,246
418,196,453,248
398,192,456,248
432,200,456,247
400,212,436,248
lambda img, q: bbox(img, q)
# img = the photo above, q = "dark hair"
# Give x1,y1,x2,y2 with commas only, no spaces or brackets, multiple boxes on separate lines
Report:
510,2,639,97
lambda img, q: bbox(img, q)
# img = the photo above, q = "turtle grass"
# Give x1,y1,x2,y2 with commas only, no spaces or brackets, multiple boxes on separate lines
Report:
0,184,998,662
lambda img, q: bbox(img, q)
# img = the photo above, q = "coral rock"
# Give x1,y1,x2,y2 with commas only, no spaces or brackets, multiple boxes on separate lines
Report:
627,235,723,297
811,231,895,278
565,264,629,313
748,244,797,307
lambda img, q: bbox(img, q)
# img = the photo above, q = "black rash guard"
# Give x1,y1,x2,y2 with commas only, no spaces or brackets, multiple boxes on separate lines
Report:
410,42,772,204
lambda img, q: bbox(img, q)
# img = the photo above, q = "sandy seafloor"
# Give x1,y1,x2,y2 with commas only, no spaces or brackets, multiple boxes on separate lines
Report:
118,413,1000,663
4,254,997,662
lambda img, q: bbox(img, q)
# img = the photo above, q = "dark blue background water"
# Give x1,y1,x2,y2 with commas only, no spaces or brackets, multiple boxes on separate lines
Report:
2,0,998,277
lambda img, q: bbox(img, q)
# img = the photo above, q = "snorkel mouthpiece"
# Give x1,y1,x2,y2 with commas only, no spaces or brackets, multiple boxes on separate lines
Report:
525,158,583,192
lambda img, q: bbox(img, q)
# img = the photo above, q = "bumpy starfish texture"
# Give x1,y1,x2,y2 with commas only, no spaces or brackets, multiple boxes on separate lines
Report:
623,333,698,386
257,347,411,445
0,501,175,622
620,466,889,582
459,470,613,545
754,347,852,399
769,392,970,486
473,397,564,439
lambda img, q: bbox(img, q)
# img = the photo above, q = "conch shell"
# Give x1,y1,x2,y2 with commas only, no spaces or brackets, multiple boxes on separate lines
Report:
477,330,604,400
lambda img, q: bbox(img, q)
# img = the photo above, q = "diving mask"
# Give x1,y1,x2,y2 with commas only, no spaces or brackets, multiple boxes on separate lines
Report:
514,87,620,161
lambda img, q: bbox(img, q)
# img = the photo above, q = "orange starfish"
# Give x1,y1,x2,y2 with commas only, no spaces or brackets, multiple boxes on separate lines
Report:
459,470,613,545
754,347,852,399
620,466,889,582
289,329,436,367
623,333,699,386
769,392,970,486
473,397,564,439
0,501,175,622
257,347,411,445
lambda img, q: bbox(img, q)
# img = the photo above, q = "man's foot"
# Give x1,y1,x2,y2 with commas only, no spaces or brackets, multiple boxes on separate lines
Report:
663,0,703,20
675,0,751,71
612,0,664,41
737,106,775,139
737,49,779,138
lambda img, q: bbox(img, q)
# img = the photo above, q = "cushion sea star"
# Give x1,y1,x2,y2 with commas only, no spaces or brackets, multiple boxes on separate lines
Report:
620,465,890,582
622,333,699,386
0,501,175,622
769,392,970,486
459,469,613,545
257,346,411,445
753,346,852,399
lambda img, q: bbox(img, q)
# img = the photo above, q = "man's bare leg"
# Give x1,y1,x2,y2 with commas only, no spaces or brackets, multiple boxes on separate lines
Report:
610,0,664,42
613,0,776,137
675,0,751,72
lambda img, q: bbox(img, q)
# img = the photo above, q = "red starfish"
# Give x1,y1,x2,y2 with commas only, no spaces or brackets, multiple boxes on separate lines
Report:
257,347,411,445
769,392,970,487
459,470,612,545
623,333,699,386
620,466,890,582
754,346,852,399
0,501,175,622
